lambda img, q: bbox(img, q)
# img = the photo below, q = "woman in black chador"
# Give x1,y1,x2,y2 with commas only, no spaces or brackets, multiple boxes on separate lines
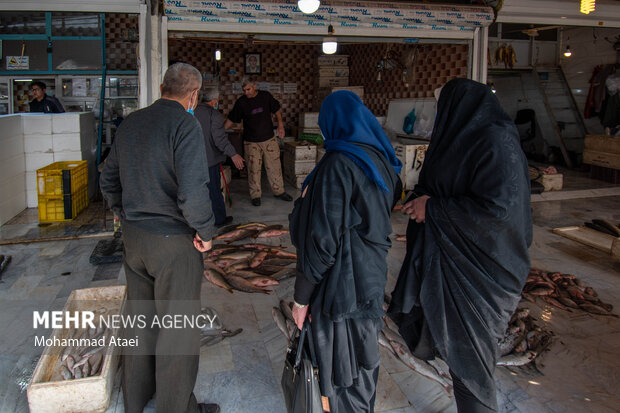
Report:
290,90,402,413
388,78,532,413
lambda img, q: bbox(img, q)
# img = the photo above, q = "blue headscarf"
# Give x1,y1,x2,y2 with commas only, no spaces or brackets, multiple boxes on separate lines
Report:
303,90,402,191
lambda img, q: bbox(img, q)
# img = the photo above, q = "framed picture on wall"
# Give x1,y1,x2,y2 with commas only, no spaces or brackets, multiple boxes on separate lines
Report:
245,52,261,74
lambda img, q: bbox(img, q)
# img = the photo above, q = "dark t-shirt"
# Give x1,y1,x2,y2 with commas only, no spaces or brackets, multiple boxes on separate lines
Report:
29,94,65,113
228,90,280,142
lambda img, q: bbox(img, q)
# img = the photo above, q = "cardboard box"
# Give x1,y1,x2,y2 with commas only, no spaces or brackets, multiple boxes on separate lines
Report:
394,142,428,190
299,112,319,129
283,141,317,161
27,286,127,413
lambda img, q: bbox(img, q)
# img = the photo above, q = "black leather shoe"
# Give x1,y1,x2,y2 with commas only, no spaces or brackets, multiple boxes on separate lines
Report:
251,198,261,206
198,403,220,413
215,216,233,228
275,192,293,202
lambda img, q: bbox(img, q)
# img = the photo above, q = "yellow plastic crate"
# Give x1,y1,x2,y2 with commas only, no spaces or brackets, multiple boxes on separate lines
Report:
36,161,88,197
38,186,89,222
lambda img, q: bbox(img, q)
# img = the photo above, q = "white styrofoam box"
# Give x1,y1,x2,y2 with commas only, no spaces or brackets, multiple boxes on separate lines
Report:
317,55,349,66
26,171,37,192
283,168,308,189
283,141,317,161
52,113,80,134
27,190,38,208
0,136,25,161
53,151,83,163
22,114,53,136
0,114,24,140
385,98,436,138
0,155,25,182
283,153,316,175
25,153,54,172
393,142,429,190
299,112,320,129
52,133,81,152
318,66,350,78
24,135,53,154
0,192,26,226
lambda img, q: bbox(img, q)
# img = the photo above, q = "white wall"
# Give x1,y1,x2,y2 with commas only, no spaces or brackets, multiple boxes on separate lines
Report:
560,27,620,135
0,115,25,226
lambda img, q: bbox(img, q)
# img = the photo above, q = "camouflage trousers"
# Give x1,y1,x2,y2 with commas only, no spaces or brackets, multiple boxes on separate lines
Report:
244,137,285,199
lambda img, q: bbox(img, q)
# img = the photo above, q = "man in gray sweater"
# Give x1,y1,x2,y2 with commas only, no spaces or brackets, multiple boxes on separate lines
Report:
100,63,219,413
194,87,245,227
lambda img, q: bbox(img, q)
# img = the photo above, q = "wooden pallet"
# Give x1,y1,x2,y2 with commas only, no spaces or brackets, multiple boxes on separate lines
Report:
553,226,620,260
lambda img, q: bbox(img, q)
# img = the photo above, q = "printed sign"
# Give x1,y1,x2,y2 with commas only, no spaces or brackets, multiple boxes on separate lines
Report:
6,56,29,70
283,82,297,94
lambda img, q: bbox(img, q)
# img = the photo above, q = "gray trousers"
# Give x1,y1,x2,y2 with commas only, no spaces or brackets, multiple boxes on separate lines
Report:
121,223,203,413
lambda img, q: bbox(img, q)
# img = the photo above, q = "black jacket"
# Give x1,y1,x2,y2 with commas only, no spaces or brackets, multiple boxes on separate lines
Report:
194,103,237,167
29,94,65,113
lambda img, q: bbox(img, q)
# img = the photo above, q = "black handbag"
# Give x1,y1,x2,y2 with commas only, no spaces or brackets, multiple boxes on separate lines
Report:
281,321,325,413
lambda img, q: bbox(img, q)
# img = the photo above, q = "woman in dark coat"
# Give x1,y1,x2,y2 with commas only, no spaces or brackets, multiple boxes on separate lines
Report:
388,78,533,413
290,90,402,413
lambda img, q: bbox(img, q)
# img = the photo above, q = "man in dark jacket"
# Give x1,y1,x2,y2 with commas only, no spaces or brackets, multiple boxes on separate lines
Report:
194,87,245,227
29,81,65,113
100,63,220,413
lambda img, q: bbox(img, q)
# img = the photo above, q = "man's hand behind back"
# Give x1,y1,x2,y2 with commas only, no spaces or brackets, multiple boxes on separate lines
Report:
193,234,212,252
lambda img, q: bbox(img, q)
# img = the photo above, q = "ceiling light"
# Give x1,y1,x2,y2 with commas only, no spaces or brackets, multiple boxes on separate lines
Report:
215,49,221,61
15,79,33,82
298,0,320,14
580,0,595,14
322,24,337,55
564,46,572,57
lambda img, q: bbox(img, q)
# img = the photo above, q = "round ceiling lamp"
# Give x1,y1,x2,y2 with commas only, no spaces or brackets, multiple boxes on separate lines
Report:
298,0,320,14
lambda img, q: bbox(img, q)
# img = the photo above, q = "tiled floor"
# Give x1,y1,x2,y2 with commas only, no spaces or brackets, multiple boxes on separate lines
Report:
0,169,619,413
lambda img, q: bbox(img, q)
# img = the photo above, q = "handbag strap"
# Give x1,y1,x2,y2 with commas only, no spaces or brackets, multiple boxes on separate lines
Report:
304,320,319,369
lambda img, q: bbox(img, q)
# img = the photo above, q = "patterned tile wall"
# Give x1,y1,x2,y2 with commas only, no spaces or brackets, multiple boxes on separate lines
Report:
168,39,469,129
105,13,138,71
168,39,318,128
343,43,469,116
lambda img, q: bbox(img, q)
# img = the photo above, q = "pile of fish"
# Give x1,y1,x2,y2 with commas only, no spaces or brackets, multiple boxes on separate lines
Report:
497,307,553,367
203,222,297,294
582,218,620,237
272,299,454,394
58,327,108,380
200,306,242,347
214,222,290,243
522,268,616,317
494,44,517,68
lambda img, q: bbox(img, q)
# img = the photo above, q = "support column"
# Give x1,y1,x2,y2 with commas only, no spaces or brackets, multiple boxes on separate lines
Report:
471,27,489,84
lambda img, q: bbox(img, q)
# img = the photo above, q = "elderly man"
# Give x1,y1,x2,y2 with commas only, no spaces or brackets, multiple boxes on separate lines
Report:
225,77,292,206
100,63,219,413
29,81,65,113
195,87,245,227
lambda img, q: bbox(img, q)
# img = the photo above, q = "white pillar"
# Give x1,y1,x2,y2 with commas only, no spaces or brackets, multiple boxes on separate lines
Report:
150,14,162,103
138,3,148,108
161,16,169,84
471,27,489,83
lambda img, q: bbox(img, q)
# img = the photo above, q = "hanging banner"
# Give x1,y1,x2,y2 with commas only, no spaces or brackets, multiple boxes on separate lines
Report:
6,56,29,70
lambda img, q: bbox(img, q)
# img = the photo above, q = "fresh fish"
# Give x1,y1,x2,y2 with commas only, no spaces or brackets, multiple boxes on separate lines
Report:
261,258,297,267
391,341,453,394
509,308,530,324
396,235,407,242
203,269,234,294
222,273,273,294
221,327,243,338
256,264,292,274
427,358,452,382
219,250,255,260
231,269,264,279
65,355,75,371
205,261,228,276
215,229,259,243
270,267,296,281
579,302,618,317
584,287,598,297
566,287,585,302
382,325,407,348
542,296,572,312
269,249,297,259
521,292,536,303
528,286,555,296
378,331,396,356
513,339,528,353
255,224,283,235
225,260,251,273
498,330,524,356
526,330,542,350
60,365,73,380
237,222,268,230
591,219,620,237
279,300,294,321
201,335,224,347
82,360,91,377
73,366,83,379
217,224,241,235
497,351,537,366
256,229,290,238
245,275,279,288
207,246,237,256
272,307,290,339
242,243,282,251
250,251,269,268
